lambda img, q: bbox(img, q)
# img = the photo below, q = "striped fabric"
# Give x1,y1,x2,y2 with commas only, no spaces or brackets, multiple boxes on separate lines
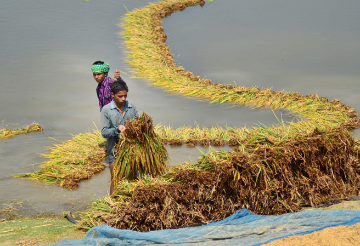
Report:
96,77,126,110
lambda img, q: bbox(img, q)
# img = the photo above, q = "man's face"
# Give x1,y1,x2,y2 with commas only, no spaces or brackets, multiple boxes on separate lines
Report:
111,90,128,106
93,72,107,84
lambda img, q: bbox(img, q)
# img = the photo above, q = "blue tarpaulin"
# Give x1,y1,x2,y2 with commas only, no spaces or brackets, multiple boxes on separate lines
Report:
47,209,360,246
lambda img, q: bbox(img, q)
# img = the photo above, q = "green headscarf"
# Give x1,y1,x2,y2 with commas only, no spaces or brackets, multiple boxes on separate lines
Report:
91,63,110,74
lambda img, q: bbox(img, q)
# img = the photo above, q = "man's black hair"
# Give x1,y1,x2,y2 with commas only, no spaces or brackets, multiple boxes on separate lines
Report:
111,80,129,94
92,61,104,65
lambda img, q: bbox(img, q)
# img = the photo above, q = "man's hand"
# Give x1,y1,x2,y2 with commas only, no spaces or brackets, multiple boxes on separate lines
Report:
118,125,126,132
114,69,121,80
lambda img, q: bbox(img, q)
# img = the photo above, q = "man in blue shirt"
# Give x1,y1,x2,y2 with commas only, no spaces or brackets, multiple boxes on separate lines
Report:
101,80,139,194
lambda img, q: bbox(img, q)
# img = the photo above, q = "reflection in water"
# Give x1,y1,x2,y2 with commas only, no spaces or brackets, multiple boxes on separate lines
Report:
0,0,360,215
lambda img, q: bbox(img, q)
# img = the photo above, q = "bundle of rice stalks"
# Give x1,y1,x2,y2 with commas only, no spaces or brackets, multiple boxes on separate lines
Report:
78,128,360,231
77,177,170,230
0,123,43,140
112,113,168,185
223,128,360,214
155,124,247,147
121,0,360,135
14,130,106,189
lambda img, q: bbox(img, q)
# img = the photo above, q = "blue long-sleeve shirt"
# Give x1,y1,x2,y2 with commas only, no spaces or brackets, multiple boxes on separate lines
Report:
100,100,139,163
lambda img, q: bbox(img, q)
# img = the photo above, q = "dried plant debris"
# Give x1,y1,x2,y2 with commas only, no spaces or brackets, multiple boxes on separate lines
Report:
0,123,42,140
78,128,360,231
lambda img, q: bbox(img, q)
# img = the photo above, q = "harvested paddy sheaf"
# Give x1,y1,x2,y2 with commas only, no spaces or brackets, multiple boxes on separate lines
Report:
120,0,360,137
14,130,106,189
78,128,360,231
113,112,168,183
0,123,42,140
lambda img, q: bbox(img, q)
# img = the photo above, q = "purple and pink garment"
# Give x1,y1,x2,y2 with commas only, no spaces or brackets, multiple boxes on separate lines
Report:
96,77,125,110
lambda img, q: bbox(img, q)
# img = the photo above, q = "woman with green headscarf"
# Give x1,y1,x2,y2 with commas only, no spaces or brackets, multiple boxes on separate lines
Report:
91,60,125,110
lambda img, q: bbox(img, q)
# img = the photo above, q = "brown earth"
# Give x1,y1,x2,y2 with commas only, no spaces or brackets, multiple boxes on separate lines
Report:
264,222,360,246
263,201,360,246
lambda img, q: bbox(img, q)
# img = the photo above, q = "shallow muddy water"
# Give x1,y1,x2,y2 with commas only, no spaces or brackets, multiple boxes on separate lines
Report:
1,0,360,215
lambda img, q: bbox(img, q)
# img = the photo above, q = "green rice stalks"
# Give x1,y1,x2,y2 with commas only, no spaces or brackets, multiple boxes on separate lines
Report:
0,123,43,140
112,113,169,186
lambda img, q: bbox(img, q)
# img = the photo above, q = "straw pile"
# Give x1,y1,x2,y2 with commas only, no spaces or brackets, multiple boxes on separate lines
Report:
78,128,360,231
0,123,43,140
112,112,168,184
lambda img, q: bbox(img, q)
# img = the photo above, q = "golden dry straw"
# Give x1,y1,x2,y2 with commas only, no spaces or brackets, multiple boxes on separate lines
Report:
14,130,106,189
120,0,360,137
113,112,168,185
0,123,43,140
78,128,360,231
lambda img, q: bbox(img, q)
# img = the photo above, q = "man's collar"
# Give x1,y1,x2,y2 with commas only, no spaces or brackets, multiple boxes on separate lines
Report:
109,100,117,109
110,100,132,110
